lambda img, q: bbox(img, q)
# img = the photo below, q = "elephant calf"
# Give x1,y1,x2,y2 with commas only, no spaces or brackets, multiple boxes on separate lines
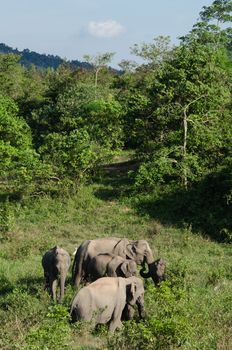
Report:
87,253,137,282
42,246,71,303
70,276,144,332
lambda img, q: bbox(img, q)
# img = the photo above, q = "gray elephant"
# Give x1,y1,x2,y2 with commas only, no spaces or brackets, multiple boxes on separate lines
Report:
72,237,166,287
70,276,144,332
42,246,71,303
86,253,137,281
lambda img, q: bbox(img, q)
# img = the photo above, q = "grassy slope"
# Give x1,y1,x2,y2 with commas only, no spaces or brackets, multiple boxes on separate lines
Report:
0,158,231,350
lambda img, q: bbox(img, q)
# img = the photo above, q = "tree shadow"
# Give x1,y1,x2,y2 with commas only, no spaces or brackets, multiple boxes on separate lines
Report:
134,169,231,242
16,276,44,295
94,157,231,242
0,276,14,297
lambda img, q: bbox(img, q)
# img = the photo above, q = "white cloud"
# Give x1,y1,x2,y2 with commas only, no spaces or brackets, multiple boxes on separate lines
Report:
87,20,125,38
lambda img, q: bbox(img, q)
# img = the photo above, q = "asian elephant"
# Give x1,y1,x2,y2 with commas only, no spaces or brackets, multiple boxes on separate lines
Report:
42,246,71,303
70,276,144,332
72,237,165,287
86,253,137,281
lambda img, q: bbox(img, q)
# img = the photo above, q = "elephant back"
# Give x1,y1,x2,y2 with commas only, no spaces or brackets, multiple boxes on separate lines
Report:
112,238,130,258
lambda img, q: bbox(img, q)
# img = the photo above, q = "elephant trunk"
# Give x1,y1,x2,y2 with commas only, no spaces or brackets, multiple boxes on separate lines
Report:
145,248,154,265
140,259,167,285
139,265,151,278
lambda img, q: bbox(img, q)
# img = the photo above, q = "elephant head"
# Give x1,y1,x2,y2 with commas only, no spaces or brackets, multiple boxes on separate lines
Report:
140,258,166,285
125,277,145,319
125,240,154,265
120,260,137,278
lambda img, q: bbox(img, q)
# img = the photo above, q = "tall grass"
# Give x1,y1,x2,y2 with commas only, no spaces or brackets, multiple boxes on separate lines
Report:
0,182,231,349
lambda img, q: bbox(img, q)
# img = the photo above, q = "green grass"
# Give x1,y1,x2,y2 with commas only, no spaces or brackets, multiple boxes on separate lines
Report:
0,171,231,349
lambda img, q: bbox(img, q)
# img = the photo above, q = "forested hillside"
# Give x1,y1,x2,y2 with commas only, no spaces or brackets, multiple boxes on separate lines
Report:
0,1,231,349
0,43,90,69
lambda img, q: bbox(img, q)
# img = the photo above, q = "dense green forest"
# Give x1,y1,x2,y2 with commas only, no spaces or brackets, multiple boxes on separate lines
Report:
1,0,231,241
0,1,231,349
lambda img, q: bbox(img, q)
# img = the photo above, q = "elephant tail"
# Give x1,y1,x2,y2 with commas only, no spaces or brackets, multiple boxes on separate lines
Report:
72,240,90,286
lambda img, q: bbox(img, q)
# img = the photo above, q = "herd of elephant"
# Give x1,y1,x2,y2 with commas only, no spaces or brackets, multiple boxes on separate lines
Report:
42,237,166,332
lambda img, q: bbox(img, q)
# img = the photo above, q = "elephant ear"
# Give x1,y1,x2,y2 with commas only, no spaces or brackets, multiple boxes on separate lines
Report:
126,241,146,264
113,238,129,258
129,260,137,276
125,243,136,260
122,260,137,277
120,262,130,277
137,240,154,265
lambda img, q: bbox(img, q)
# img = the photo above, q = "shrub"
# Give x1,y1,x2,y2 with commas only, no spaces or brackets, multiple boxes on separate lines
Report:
108,281,195,350
24,305,71,350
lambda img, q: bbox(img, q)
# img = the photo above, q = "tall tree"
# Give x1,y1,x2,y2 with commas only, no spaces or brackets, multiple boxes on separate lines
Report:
0,54,24,100
83,52,115,97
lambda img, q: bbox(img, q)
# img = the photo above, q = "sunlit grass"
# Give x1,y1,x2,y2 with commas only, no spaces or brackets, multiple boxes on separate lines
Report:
0,179,231,349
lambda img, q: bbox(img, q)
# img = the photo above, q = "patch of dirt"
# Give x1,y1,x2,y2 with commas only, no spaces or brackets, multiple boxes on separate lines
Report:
102,160,139,174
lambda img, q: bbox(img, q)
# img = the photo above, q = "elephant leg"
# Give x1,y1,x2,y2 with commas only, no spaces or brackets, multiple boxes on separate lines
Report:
58,270,67,304
51,277,58,301
122,304,135,320
74,274,81,287
109,317,123,332
137,303,145,319
106,265,117,277
44,272,49,290
109,305,124,332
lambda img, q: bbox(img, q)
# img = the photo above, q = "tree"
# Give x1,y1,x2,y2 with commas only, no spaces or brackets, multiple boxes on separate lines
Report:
133,41,231,190
0,54,24,100
130,36,175,68
39,129,100,183
83,52,115,97
200,0,232,23
0,95,43,198
180,0,232,51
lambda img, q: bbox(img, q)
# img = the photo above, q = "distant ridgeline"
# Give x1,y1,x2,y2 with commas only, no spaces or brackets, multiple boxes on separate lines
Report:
0,43,91,69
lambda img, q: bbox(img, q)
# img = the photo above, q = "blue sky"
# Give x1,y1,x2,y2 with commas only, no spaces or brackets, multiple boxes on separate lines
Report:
0,0,213,67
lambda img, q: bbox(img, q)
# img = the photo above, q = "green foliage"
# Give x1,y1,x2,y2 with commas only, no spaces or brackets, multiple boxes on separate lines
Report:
0,43,90,70
0,179,231,350
39,129,100,183
25,305,71,350
131,35,174,67
0,94,47,198
0,53,25,100
131,41,231,196
134,152,175,190
55,84,123,150
117,91,151,148
0,199,15,234
0,3,231,348
56,83,97,130
132,158,232,242
108,281,194,350
200,0,232,23
83,99,124,150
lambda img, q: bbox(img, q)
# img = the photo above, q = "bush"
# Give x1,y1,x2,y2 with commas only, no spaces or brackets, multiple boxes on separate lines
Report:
108,281,195,350
24,305,71,350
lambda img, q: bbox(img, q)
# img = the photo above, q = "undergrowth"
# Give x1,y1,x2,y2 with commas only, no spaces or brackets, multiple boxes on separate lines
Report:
0,184,231,349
